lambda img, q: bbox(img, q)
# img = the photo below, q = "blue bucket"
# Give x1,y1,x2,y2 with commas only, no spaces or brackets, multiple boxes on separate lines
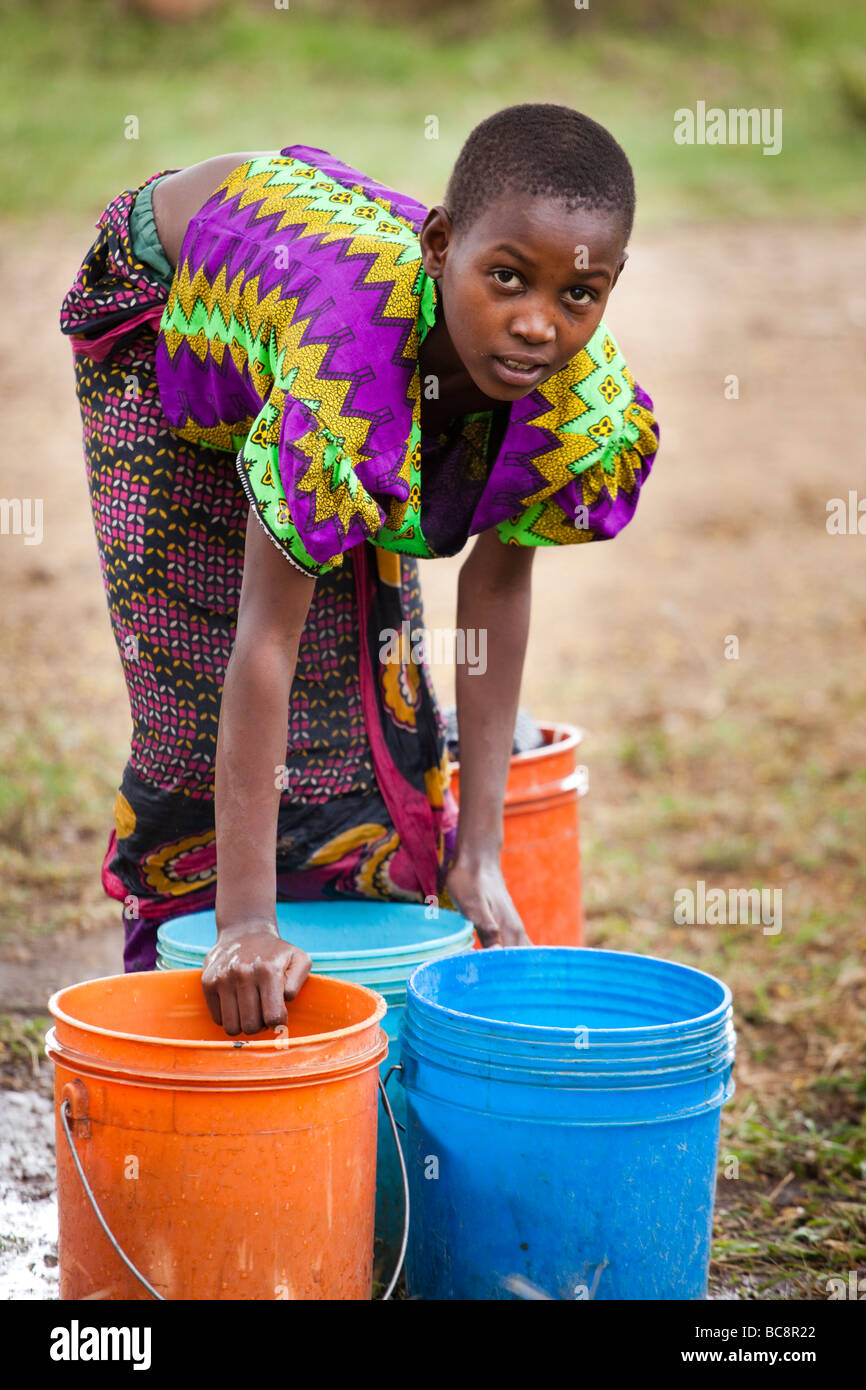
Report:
156,901,475,1278
400,946,736,1300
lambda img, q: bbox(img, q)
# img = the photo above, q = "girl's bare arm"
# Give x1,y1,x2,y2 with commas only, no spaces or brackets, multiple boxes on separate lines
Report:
443,528,535,947
201,508,317,1036
151,151,278,268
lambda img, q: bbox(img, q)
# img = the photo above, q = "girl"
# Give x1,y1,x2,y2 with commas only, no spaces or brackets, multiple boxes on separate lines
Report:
60,103,659,1035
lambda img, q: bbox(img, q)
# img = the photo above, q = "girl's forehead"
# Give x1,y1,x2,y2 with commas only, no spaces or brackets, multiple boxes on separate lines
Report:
462,196,625,264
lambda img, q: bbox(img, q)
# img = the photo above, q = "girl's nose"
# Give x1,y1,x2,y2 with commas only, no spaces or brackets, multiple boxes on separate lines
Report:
509,306,557,345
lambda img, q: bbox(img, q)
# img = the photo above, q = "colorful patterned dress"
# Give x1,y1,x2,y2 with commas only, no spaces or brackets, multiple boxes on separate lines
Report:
60,145,659,971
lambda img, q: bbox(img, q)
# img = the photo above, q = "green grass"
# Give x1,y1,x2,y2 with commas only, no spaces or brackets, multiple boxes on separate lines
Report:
0,704,123,941
0,1014,53,1089
578,671,866,1295
1,0,865,225
0,709,117,851
713,1073,866,1297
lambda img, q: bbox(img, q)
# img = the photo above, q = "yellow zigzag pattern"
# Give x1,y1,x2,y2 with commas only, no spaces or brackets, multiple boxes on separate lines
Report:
163,156,433,543
167,163,424,481
518,347,603,506
526,396,659,544
215,162,424,344
295,439,385,536
269,311,368,457
166,262,294,360
216,165,382,245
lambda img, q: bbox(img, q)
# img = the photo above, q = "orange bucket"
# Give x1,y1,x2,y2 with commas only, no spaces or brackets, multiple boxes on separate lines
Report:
46,969,388,1301
448,721,586,946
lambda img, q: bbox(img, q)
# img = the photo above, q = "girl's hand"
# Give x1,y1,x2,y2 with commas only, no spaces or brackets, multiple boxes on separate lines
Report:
201,922,311,1036
443,857,533,949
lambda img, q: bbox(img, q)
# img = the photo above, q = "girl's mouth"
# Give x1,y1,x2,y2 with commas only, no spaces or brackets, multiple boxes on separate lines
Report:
490,356,547,388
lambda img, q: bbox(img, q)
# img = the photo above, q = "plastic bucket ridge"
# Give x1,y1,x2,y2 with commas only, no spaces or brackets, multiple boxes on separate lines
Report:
400,946,736,1300
47,969,387,1300
155,900,475,1281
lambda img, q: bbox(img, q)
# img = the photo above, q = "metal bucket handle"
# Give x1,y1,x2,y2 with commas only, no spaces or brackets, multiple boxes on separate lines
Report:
378,1065,410,1299
59,1097,165,1301
59,1069,411,1302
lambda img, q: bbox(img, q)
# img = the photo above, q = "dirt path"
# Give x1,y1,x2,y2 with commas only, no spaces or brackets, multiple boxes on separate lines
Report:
3,210,865,1050
2,216,864,1299
3,215,863,954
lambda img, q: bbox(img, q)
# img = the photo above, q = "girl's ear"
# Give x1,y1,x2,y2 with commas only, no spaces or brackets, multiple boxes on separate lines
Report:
609,250,629,292
419,205,454,277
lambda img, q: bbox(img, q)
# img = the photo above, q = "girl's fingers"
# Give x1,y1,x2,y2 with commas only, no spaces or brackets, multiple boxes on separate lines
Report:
201,942,311,1037
501,904,532,947
217,986,242,1037
258,969,288,1030
203,981,223,1027
474,917,502,949
283,948,312,1001
236,979,264,1036
450,887,502,948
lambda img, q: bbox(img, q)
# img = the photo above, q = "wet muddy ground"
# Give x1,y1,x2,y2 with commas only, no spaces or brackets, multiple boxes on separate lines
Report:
2,217,864,1300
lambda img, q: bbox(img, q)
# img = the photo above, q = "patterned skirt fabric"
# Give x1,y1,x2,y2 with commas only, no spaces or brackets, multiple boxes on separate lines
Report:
61,180,459,972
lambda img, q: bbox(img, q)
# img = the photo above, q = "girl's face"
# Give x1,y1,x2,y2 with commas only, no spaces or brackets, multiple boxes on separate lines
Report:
419,193,628,401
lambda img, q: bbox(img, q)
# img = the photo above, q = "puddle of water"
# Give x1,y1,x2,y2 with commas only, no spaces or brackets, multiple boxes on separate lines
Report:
0,1090,59,1300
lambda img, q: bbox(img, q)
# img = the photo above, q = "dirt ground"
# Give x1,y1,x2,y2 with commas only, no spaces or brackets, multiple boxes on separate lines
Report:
1,216,864,1299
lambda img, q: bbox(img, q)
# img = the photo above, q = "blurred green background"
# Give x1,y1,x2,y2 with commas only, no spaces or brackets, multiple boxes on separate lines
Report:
2,0,865,224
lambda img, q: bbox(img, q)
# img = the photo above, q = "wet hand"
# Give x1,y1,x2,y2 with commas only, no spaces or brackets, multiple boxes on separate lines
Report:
201,922,312,1037
443,857,533,949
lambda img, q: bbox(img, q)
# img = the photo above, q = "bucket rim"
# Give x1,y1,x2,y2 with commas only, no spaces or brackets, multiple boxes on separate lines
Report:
47,968,387,1051
510,719,585,763
156,914,476,964
405,946,733,1042
449,719,584,773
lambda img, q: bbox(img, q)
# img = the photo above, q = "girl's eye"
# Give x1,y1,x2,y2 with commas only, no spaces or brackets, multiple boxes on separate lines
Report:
492,269,522,288
566,287,593,305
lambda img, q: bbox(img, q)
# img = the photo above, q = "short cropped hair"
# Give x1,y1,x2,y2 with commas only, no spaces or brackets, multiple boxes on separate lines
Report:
444,103,635,246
